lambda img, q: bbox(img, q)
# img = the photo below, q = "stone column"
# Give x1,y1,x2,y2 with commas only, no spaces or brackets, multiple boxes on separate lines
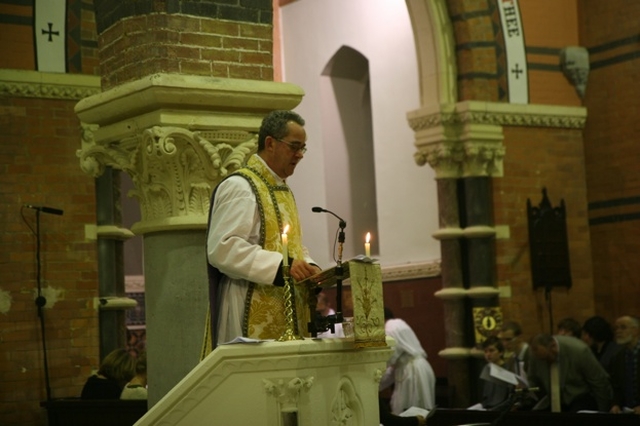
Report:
77,74,304,404
80,0,293,405
408,103,504,407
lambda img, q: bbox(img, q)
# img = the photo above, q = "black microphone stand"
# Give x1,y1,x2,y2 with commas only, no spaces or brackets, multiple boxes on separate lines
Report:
34,210,52,401
334,219,346,325
490,387,538,426
308,207,348,337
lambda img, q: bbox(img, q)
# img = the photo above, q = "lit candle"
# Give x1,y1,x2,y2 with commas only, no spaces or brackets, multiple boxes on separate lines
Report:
282,224,289,266
365,232,371,258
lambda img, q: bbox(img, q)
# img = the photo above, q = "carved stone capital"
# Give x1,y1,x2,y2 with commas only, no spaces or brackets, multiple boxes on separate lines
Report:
78,125,257,233
411,120,504,178
408,101,587,178
263,376,314,413
74,74,304,233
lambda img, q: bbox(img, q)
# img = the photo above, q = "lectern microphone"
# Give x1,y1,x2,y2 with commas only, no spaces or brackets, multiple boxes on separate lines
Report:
311,206,346,228
23,204,64,216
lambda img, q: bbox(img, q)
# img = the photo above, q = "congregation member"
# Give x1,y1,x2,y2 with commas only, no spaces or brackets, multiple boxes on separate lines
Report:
81,348,136,399
527,333,612,412
206,110,321,350
609,315,640,415
120,352,148,400
556,317,582,339
581,315,621,372
380,309,436,414
478,336,513,411
498,321,529,378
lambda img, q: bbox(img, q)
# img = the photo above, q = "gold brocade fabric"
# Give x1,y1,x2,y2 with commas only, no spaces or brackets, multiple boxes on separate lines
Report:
236,156,310,339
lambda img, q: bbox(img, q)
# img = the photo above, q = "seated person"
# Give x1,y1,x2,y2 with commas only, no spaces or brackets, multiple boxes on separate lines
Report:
81,348,136,399
609,315,640,414
581,315,621,372
557,317,582,339
498,321,529,378
479,336,513,411
121,352,148,400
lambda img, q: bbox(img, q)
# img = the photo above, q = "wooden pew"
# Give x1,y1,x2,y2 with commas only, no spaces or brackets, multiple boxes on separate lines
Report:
427,408,640,426
42,398,147,426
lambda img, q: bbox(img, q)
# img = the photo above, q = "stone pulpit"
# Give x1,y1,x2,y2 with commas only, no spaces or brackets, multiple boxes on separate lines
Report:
134,261,389,426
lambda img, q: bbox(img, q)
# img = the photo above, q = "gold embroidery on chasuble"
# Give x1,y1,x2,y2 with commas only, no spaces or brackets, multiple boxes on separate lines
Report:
236,156,311,340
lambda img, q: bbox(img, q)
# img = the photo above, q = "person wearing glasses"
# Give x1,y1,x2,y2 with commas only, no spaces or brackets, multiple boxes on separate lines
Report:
205,110,321,350
498,321,529,379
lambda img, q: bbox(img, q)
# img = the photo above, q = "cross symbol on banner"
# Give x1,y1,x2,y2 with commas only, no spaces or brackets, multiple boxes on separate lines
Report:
511,63,524,79
42,22,60,42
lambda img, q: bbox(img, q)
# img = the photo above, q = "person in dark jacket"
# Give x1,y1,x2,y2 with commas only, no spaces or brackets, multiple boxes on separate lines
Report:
81,348,136,399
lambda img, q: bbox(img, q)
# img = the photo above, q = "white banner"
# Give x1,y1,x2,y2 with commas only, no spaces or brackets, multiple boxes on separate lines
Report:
35,0,67,73
497,0,528,104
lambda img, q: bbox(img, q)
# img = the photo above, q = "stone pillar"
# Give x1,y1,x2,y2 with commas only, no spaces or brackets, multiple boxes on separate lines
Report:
408,102,504,407
79,0,294,405
95,167,134,358
77,74,304,405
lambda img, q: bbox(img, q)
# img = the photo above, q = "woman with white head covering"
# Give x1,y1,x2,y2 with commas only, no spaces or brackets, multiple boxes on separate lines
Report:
380,316,436,415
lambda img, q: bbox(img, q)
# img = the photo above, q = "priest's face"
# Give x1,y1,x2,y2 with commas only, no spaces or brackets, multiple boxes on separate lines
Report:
263,121,307,179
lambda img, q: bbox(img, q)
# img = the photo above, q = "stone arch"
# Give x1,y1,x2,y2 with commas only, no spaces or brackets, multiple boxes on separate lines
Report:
405,0,458,107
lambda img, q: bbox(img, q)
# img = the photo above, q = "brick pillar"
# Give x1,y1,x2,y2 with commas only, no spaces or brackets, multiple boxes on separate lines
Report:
79,0,300,405
94,1,275,89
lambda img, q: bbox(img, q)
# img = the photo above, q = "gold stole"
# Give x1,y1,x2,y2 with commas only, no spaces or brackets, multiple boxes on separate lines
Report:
236,156,311,339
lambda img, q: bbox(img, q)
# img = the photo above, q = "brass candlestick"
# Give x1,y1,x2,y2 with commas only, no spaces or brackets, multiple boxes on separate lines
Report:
278,265,304,342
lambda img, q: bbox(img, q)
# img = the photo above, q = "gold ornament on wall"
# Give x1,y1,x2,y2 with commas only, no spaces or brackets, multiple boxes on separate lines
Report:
472,307,503,344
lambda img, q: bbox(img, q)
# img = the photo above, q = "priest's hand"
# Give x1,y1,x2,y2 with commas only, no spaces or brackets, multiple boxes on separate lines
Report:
290,259,321,282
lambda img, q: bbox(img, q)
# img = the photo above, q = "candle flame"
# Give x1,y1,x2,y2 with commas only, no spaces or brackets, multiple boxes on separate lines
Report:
366,232,371,243
283,224,289,234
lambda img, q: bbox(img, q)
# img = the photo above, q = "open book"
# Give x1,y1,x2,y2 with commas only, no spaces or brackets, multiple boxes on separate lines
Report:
296,261,352,288
481,363,529,387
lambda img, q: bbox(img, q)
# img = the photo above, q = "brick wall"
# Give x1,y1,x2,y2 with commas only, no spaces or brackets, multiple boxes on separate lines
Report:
0,96,99,425
493,126,594,337
579,0,640,318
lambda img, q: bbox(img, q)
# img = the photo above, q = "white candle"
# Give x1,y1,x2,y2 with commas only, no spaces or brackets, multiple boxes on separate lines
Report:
365,232,371,258
282,224,289,266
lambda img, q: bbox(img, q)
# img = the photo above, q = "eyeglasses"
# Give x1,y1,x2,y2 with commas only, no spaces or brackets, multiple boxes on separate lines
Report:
275,138,307,154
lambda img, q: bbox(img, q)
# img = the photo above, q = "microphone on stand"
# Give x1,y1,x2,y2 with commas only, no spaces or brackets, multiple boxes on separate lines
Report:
23,204,64,216
311,206,346,228
311,206,347,326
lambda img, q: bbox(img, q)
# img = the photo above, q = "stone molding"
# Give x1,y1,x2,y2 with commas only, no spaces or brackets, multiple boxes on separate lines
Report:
408,101,588,131
380,260,441,282
330,378,362,425
407,100,587,178
0,69,100,100
263,376,314,413
434,286,500,300
438,347,471,359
